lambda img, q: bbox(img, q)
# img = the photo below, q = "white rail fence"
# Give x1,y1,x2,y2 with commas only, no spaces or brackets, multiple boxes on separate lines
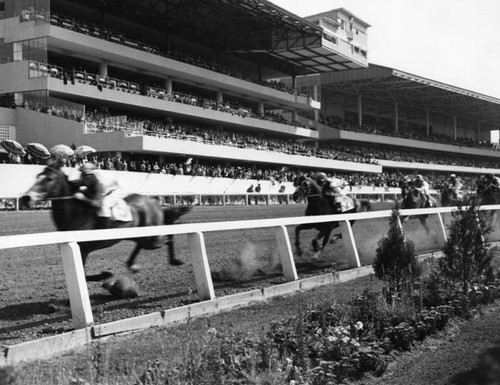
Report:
2,205,499,331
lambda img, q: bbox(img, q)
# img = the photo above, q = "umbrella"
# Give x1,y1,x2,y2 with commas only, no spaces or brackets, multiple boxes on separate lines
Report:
74,145,96,157
1,139,24,155
50,144,74,157
26,142,51,159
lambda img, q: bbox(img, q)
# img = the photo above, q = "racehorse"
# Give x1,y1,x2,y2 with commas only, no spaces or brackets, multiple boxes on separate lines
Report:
439,182,460,207
399,186,438,234
19,162,192,283
476,179,500,225
292,175,371,256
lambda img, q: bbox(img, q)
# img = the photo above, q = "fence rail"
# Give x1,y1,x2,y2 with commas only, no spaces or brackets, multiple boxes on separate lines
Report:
2,204,500,330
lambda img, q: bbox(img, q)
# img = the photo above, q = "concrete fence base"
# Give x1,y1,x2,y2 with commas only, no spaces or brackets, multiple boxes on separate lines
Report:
1,265,374,366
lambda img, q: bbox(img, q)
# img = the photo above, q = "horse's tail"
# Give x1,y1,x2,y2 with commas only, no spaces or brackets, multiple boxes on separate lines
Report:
163,205,192,225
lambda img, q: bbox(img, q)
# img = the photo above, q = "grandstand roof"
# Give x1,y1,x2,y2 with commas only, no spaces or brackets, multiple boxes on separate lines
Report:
320,64,500,129
86,0,365,76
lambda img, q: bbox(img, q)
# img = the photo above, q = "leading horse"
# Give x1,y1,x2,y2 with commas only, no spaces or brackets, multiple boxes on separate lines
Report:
292,175,371,256
20,162,191,282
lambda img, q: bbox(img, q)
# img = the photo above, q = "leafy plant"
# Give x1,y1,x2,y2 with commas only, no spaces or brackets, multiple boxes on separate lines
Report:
373,207,421,296
439,197,494,310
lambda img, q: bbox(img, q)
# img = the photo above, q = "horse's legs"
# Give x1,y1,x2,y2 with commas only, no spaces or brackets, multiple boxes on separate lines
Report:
295,224,306,256
167,234,184,266
126,244,142,273
419,217,430,236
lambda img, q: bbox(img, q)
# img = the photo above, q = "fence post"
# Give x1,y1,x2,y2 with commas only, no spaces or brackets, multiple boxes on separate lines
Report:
59,242,93,329
188,231,215,300
434,213,447,247
273,225,298,281
340,221,361,268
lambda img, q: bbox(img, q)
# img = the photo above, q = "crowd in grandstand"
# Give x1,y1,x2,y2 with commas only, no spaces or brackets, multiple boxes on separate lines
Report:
82,112,500,169
323,115,499,151
0,148,480,193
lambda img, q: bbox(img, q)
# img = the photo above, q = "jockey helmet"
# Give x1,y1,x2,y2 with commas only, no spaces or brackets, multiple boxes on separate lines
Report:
316,172,327,182
450,174,456,179
80,163,96,174
416,174,423,180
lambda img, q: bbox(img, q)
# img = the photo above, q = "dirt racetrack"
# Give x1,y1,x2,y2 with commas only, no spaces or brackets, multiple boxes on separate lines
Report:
0,201,475,348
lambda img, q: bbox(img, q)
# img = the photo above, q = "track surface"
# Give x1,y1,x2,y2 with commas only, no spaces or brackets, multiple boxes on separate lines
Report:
0,202,456,346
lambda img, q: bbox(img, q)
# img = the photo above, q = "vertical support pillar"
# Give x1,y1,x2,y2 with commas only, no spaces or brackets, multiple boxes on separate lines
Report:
216,90,223,104
59,242,93,329
188,232,215,300
453,116,457,140
258,101,264,117
165,78,172,94
274,225,298,281
340,221,361,268
357,94,363,127
394,102,399,133
477,121,481,142
313,85,319,127
426,109,430,137
98,62,108,77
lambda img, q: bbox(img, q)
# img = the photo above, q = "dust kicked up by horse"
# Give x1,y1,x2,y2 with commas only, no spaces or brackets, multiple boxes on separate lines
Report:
19,160,191,294
292,174,371,257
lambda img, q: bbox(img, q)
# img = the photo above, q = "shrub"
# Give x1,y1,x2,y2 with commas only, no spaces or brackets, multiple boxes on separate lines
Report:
439,198,494,310
373,207,421,297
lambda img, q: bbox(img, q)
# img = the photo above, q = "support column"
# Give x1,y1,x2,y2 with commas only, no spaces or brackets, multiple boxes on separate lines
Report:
165,78,172,94
216,90,223,104
426,109,430,137
477,121,481,142
98,62,108,77
357,94,363,127
453,116,457,140
313,85,319,127
258,101,264,117
292,110,297,123
394,102,399,133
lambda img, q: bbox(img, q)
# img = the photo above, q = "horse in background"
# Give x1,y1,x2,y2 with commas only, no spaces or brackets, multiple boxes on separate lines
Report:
476,178,500,225
439,182,461,207
399,183,438,234
292,175,371,256
20,162,191,286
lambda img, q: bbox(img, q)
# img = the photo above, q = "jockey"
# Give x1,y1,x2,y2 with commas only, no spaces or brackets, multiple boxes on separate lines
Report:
315,172,349,211
483,173,500,191
74,163,130,227
448,174,462,199
412,174,431,207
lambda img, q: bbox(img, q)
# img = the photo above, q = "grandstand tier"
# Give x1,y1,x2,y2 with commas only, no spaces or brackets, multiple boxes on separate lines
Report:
1,0,500,192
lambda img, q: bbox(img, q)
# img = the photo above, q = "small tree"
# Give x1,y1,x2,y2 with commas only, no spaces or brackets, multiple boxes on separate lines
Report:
439,197,494,299
374,207,421,296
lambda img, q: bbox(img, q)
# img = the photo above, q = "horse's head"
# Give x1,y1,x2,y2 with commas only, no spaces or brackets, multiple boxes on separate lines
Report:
292,175,321,203
402,187,425,209
292,175,309,203
20,163,72,209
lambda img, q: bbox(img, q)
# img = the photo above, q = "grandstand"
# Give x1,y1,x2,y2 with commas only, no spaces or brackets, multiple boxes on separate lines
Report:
1,0,500,195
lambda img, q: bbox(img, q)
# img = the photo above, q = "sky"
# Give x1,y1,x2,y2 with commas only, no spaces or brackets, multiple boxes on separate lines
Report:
269,0,500,99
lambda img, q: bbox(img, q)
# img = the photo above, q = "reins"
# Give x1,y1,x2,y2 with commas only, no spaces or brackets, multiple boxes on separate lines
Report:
46,196,75,201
